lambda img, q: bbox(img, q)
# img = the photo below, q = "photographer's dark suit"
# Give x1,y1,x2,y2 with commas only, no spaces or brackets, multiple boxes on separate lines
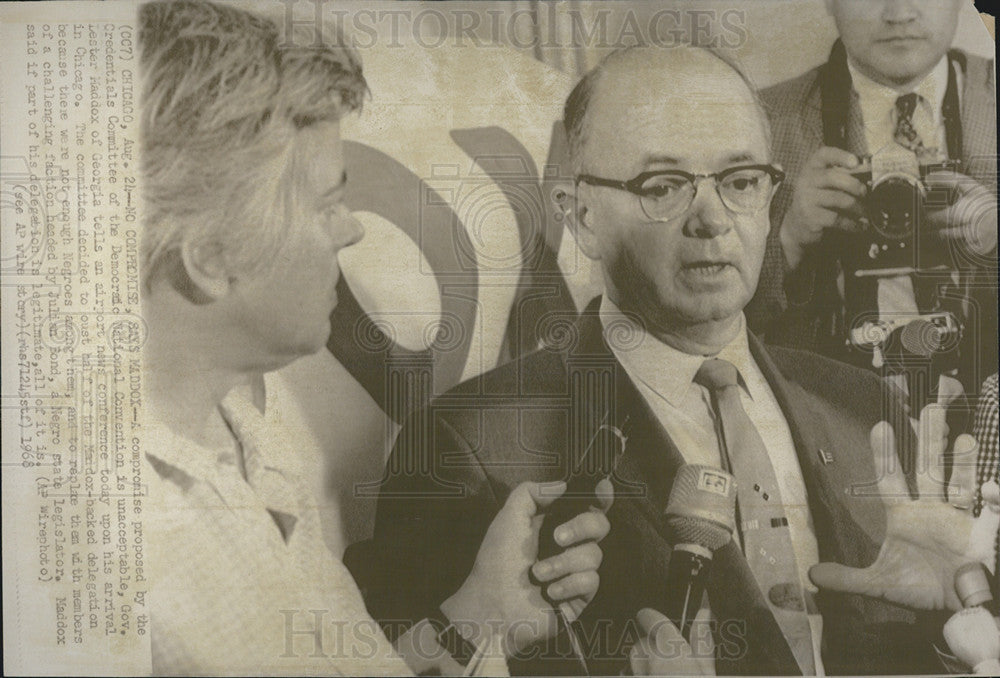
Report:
347,301,944,675
748,41,997,390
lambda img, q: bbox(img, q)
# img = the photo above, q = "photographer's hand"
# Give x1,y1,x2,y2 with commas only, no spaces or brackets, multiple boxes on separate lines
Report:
780,146,867,269
924,171,998,260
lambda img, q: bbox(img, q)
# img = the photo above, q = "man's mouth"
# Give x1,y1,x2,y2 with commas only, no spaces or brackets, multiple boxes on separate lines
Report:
683,261,733,275
878,35,926,44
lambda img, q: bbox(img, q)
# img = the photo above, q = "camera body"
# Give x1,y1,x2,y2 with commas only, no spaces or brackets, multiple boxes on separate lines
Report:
848,310,962,353
848,147,960,271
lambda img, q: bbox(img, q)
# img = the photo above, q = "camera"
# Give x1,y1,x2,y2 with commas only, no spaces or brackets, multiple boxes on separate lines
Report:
848,146,960,271
848,310,962,353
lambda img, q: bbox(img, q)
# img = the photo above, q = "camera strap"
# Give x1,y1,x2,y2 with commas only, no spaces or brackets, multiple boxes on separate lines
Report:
819,40,963,162
818,40,854,153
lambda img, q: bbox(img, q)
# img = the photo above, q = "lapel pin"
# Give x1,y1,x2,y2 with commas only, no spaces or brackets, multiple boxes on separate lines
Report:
818,448,834,466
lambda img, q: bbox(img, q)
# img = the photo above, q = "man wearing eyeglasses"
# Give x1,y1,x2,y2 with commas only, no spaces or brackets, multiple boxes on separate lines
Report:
353,44,996,676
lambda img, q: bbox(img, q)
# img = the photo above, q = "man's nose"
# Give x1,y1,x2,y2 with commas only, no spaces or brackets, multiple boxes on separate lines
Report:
882,0,919,24
683,180,733,239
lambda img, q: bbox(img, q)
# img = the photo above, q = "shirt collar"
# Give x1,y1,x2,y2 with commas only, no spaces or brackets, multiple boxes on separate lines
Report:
145,374,279,486
847,55,948,127
145,415,224,486
599,297,754,407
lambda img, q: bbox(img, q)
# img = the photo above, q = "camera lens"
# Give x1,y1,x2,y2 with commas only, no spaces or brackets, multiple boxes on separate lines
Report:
867,173,924,240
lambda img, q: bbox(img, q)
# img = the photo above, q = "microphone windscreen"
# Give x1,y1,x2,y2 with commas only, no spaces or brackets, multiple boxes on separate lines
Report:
943,607,1000,670
900,319,942,358
664,465,737,551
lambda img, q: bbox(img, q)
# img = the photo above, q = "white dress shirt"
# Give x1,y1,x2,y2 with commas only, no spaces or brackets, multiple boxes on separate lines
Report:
600,297,825,674
849,56,950,162
848,56,952,320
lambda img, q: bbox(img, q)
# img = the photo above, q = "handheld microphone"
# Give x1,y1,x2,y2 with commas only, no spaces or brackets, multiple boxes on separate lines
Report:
661,465,737,642
537,414,629,561
883,318,949,416
944,563,1000,675
535,414,629,675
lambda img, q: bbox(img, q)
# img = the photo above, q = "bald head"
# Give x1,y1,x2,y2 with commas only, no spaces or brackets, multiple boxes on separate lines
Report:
563,46,770,176
562,45,780,352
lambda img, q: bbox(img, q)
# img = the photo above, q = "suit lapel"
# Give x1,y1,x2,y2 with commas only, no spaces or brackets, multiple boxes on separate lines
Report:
845,89,868,157
610,369,802,674
747,335,903,676
818,40,877,346
815,40,869,157
567,305,803,674
747,334,876,566
565,305,683,517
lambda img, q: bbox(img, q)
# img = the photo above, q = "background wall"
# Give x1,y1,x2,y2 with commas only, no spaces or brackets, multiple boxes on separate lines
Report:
442,0,993,85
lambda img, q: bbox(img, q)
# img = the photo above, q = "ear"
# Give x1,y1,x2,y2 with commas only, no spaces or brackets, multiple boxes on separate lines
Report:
178,237,232,301
557,182,602,262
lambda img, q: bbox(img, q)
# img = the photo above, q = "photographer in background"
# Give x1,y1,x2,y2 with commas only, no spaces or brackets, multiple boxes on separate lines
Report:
751,0,997,402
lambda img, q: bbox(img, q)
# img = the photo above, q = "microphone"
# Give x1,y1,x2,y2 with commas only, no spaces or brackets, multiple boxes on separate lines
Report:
882,317,950,416
943,563,1000,674
536,413,629,674
660,465,737,642
537,414,629,561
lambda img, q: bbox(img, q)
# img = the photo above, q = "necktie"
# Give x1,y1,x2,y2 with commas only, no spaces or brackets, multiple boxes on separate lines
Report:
219,391,300,542
892,92,942,311
893,92,929,157
695,359,816,674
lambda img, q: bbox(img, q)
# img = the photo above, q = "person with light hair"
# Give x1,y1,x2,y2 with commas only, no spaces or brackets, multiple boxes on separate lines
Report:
139,1,611,674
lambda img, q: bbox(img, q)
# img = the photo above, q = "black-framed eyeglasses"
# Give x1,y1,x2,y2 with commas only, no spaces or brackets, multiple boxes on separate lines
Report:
576,164,785,222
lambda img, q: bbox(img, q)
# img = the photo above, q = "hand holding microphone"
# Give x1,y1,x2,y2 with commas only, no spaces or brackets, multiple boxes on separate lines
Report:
440,478,613,658
943,562,1000,674
629,608,715,676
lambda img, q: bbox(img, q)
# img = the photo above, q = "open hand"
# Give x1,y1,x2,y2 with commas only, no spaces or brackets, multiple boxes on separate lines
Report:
810,405,999,611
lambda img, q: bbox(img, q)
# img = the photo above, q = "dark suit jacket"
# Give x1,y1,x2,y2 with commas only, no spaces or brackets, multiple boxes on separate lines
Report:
347,300,947,675
748,42,998,388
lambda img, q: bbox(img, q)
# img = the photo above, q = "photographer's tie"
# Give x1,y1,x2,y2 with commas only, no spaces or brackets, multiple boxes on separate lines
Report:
893,92,927,156
891,92,942,313
695,359,815,675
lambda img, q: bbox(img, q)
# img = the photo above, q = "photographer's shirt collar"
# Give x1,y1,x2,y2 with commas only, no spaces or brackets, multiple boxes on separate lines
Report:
847,55,949,155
